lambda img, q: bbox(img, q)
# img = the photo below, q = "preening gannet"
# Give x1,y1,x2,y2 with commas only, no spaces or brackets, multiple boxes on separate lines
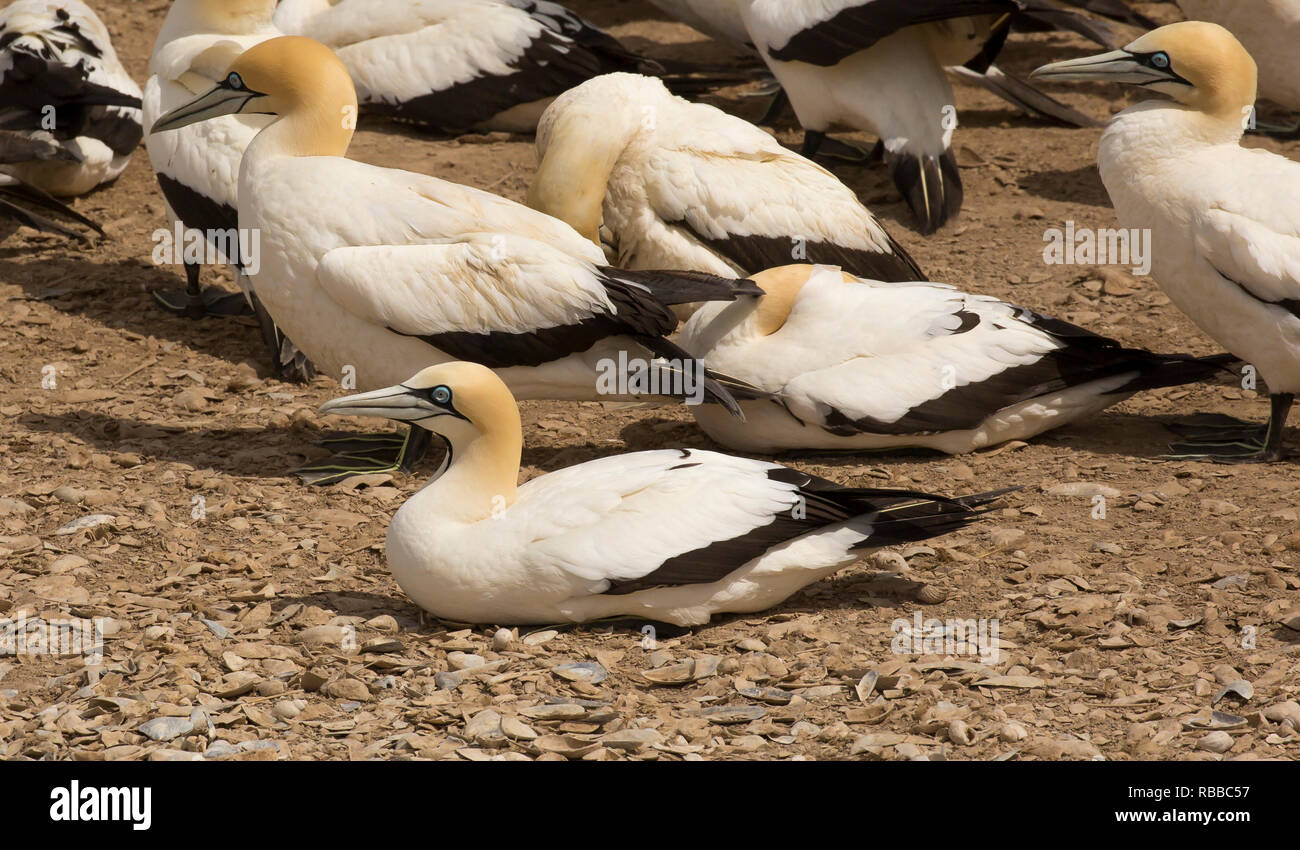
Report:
152,37,765,479
273,0,662,134
1175,0,1300,128
679,265,1236,454
143,0,310,379
1033,21,1300,462
321,362,1003,626
529,73,924,285
0,0,142,197
734,0,1128,234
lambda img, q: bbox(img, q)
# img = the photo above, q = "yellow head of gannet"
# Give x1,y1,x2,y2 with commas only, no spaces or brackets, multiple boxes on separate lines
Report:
152,36,357,157
319,362,523,519
1031,21,1257,127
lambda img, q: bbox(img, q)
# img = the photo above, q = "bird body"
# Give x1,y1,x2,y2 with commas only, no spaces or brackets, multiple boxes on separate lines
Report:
529,73,923,282
0,0,142,196
321,362,996,626
680,265,1235,453
274,0,655,134
1033,21,1300,459
153,37,759,411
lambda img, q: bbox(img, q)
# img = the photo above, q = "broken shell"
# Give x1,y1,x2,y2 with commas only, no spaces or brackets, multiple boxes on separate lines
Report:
553,662,607,684
1212,680,1254,705
855,671,879,704
699,705,767,724
916,585,949,604
736,686,794,706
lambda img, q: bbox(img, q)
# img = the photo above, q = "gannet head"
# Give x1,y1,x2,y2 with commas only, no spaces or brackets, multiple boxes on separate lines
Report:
319,362,523,451
150,36,357,155
746,265,859,336
527,73,673,247
1030,21,1257,123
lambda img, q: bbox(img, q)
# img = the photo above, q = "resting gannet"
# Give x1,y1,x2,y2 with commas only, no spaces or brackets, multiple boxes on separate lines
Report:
679,265,1236,454
734,0,1129,234
152,37,766,480
321,362,1003,626
273,0,663,135
0,0,141,200
529,73,925,286
142,0,310,379
1033,22,1300,462
1175,0,1300,132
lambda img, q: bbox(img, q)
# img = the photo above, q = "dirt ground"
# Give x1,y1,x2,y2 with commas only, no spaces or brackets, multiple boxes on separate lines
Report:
0,0,1296,762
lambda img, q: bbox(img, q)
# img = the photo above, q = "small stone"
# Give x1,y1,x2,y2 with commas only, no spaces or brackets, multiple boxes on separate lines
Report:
501,716,537,741
465,709,506,747
600,728,664,751
322,678,371,702
492,628,513,651
447,651,485,671
51,486,85,504
138,716,193,742
1000,722,1028,742
1199,731,1234,753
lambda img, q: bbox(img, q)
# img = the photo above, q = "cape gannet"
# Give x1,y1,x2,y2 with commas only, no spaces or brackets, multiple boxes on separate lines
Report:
734,0,1130,234
0,0,142,198
273,0,666,135
1175,0,1300,133
152,37,766,480
142,0,310,380
321,362,1003,626
679,265,1237,454
528,73,925,287
1033,21,1300,462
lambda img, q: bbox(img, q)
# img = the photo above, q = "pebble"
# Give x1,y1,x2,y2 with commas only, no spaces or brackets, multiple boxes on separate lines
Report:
447,651,485,671
1198,732,1234,754
138,716,193,742
492,628,514,651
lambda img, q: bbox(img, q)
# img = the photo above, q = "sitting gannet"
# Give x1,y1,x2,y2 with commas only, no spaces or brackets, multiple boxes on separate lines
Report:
0,0,142,197
1175,0,1300,133
152,37,764,480
1033,22,1300,462
733,0,1129,234
321,362,1003,626
142,0,309,379
679,265,1236,454
273,0,663,135
528,73,925,285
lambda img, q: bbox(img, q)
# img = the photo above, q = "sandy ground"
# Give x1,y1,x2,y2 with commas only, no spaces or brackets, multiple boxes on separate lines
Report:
0,0,1297,762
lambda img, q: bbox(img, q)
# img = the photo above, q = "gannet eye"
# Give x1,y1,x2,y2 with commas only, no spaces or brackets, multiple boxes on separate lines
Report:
1150,52,1170,69
227,72,245,90
429,386,452,405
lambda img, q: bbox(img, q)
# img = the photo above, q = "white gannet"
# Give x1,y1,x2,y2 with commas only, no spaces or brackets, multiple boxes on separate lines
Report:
142,0,309,380
151,37,765,479
734,0,1127,234
273,0,662,135
1175,0,1300,131
679,265,1236,454
320,362,1003,626
0,0,142,198
528,73,925,285
1032,21,1300,462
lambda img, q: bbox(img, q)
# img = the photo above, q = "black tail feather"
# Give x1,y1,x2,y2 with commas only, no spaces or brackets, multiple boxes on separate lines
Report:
889,149,963,235
603,267,764,306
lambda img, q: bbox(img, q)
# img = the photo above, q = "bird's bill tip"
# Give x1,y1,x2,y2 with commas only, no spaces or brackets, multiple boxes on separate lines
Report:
150,86,253,134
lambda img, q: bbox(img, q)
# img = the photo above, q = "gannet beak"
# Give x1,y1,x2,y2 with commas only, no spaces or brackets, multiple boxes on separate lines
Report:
1030,50,1170,86
319,385,434,422
151,84,261,133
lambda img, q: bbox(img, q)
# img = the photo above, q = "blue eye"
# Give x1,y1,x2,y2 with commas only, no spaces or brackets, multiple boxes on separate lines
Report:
1150,52,1170,69
430,386,451,405
227,72,244,90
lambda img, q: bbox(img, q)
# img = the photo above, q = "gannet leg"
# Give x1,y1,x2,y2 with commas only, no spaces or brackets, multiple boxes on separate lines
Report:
152,261,253,320
294,426,433,486
1248,113,1300,139
1167,394,1294,463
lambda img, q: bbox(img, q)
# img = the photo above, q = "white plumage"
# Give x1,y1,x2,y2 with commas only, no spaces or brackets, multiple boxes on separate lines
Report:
1033,21,1300,461
529,72,924,284
151,37,758,412
0,0,142,196
321,362,996,626
274,0,655,134
679,265,1234,454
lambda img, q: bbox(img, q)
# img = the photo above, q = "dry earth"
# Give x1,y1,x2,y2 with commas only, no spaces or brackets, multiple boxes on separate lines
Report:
0,0,1297,762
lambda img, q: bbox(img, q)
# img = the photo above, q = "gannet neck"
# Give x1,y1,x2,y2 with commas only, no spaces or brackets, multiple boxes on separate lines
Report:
528,74,666,245
420,423,522,524
1106,99,1244,168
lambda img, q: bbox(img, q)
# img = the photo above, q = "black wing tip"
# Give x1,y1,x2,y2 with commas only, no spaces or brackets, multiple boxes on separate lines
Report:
889,149,963,235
